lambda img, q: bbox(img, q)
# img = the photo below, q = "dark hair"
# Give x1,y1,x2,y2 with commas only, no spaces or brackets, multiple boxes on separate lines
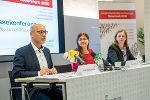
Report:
76,32,89,59
113,29,128,47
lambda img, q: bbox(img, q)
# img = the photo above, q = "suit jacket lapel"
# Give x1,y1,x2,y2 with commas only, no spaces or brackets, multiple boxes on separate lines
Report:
115,45,124,60
28,43,40,70
43,48,50,66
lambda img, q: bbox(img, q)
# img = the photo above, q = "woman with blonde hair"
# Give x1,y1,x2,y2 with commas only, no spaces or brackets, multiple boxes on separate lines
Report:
106,29,135,66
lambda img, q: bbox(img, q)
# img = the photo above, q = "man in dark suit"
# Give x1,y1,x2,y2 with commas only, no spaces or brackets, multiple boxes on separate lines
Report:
12,24,62,100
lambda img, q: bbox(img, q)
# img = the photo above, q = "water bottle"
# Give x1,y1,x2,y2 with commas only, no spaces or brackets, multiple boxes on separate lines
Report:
136,52,143,65
94,52,104,72
98,58,104,72
136,52,142,60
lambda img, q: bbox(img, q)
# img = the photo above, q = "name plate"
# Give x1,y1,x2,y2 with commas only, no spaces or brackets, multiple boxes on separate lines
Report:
76,64,100,76
125,60,142,68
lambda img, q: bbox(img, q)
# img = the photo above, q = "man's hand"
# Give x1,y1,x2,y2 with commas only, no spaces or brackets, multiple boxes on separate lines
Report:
49,67,58,74
40,67,58,76
40,67,50,76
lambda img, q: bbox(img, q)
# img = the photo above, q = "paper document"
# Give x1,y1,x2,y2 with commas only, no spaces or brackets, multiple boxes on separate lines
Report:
15,77,36,81
36,72,76,80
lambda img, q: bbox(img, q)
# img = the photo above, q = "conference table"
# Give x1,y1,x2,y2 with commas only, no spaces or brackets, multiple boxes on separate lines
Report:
15,64,150,100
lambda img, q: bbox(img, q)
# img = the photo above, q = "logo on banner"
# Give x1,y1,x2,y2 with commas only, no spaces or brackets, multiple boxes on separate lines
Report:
3,0,53,8
105,95,122,100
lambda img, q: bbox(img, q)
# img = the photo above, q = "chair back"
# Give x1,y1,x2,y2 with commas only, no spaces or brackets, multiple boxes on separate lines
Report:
8,71,17,100
54,64,72,73
8,71,16,87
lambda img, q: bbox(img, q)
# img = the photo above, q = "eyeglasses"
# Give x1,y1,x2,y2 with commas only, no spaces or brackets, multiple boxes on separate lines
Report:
36,30,48,35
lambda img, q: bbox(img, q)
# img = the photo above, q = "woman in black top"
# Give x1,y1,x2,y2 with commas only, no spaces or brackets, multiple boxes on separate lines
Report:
106,29,135,66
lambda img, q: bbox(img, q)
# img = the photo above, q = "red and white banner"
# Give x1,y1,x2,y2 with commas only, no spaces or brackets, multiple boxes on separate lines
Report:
99,10,136,19
3,0,53,8
98,2,138,59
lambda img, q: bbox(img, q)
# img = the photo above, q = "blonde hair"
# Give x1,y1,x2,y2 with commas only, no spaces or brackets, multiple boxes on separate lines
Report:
113,29,128,47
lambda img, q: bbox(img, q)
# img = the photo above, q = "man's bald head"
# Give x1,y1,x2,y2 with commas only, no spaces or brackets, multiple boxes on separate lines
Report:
30,24,46,32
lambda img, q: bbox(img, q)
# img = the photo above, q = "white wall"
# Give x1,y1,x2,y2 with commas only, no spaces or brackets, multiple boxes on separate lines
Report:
134,0,144,54
144,0,150,62
63,0,99,19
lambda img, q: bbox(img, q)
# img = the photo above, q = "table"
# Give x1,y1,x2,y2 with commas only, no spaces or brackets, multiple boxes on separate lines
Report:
15,64,150,100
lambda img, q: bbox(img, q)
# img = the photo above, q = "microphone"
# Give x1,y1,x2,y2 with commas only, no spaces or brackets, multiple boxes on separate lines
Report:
91,52,111,66
63,52,76,63
91,52,112,71
90,52,96,58
63,52,70,60
69,50,86,65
